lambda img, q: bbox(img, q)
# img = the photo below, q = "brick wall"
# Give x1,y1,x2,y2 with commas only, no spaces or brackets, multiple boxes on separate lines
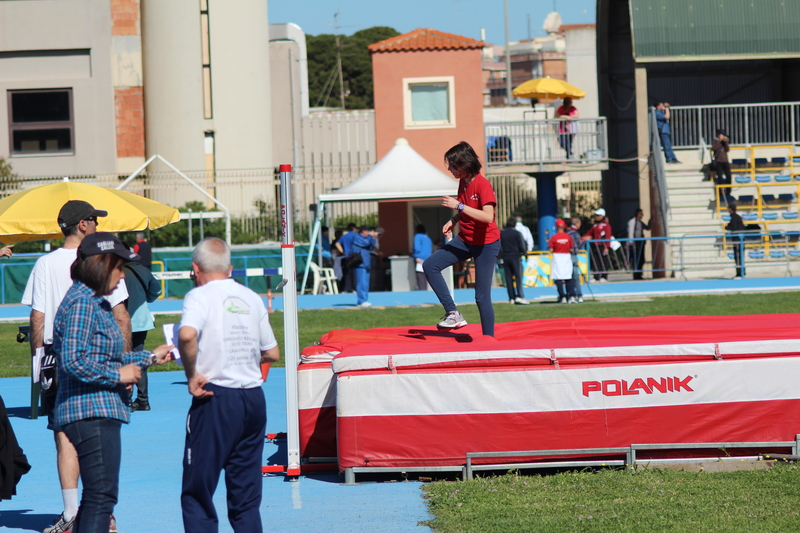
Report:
115,87,145,158
111,0,140,36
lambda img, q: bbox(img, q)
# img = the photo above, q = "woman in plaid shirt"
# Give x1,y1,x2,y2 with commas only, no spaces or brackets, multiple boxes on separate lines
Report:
53,233,173,533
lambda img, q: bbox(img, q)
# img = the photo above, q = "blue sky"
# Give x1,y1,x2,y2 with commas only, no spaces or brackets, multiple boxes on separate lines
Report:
268,0,596,43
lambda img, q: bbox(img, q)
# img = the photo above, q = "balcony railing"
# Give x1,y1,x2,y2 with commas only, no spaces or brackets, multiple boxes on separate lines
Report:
669,102,800,149
485,117,608,170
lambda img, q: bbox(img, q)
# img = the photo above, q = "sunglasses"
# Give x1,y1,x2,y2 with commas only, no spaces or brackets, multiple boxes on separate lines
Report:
84,216,98,223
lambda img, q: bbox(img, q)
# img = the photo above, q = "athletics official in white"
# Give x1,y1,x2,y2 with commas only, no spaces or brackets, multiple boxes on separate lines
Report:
177,238,280,533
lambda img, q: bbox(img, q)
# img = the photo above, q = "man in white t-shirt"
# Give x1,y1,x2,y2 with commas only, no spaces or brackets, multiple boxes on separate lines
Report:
22,200,130,533
178,237,280,533
515,216,535,252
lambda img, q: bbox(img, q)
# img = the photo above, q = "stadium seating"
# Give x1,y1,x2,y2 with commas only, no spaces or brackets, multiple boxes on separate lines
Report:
762,212,779,220
748,250,765,259
755,175,772,183
775,174,792,182
762,194,776,204
754,158,769,167
721,214,731,221
738,195,755,205
742,213,759,221
731,158,748,167
771,157,788,166
770,250,786,258
783,212,800,220
735,176,751,184
778,193,797,202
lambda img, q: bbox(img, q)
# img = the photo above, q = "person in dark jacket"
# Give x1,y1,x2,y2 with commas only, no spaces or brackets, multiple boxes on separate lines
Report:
711,129,732,201
726,205,746,278
123,261,162,411
0,395,30,501
133,233,152,270
500,217,529,304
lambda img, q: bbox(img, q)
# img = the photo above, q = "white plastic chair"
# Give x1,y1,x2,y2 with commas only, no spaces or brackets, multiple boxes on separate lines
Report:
307,261,339,295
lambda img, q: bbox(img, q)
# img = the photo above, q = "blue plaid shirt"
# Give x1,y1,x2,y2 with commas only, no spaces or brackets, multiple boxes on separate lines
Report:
53,281,151,427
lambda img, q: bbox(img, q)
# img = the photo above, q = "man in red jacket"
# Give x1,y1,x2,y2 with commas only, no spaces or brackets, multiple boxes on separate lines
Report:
582,208,613,282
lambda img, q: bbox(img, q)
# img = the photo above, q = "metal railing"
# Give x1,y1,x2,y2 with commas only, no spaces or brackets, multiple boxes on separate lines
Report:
583,232,798,280
485,117,608,169
669,101,800,149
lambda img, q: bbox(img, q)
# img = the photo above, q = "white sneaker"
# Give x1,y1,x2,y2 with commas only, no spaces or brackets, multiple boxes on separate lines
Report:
599,278,608,283
514,297,530,305
509,299,515,304
44,514,75,533
560,298,569,304
568,297,577,304
577,296,584,303
358,301,372,308
437,311,468,329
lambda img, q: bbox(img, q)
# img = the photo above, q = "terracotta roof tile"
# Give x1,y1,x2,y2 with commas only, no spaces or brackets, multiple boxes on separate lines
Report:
368,28,485,53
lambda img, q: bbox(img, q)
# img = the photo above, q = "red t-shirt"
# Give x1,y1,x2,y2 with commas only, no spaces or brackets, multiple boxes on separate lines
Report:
584,221,613,249
457,174,500,245
549,233,573,254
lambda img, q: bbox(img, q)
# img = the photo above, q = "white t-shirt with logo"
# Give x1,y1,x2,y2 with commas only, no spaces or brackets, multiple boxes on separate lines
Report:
21,247,129,345
180,278,278,389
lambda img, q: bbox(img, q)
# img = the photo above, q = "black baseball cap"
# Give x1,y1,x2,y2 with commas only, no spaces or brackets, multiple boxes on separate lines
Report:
58,200,108,228
79,232,139,262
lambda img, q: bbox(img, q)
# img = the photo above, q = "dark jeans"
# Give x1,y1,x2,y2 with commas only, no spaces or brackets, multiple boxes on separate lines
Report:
555,278,577,299
502,255,524,300
571,255,582,297
182,385,266,533
63,417,122,533
589,243,611,280
131,331,148,402
628,241,646,280
731,234,745,278
660,130,677,162
423,236,500,336
715,162,732,197
558,133,574,158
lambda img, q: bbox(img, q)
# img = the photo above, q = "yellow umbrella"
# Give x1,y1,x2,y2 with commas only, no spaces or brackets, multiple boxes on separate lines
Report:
512,77,586,100
0,180,180,243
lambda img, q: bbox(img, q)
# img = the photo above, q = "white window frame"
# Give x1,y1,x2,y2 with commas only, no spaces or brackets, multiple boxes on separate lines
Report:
403,76,456,129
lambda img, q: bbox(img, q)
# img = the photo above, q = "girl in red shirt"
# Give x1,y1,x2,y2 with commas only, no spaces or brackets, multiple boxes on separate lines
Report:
423,142,501,336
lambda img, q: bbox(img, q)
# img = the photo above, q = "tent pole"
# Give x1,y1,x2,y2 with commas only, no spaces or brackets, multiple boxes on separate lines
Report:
301,202,324,294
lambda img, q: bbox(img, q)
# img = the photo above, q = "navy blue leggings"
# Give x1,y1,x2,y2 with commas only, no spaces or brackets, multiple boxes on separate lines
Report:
423,236,500,336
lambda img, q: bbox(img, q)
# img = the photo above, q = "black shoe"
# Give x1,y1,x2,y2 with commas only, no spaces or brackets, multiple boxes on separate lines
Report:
131,399,150,412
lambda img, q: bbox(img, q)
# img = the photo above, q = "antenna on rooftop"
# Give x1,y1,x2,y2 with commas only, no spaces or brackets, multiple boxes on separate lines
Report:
334,12,346,110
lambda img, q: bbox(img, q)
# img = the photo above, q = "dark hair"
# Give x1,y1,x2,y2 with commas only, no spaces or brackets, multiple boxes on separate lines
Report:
728,204,737,213
61,223,79,238
415,224,426,234
444,142,482,178
634,208,643,216
334,229,343,239
322,225,329,232
71,253,124,296
505,216,517,228
346,223,357,231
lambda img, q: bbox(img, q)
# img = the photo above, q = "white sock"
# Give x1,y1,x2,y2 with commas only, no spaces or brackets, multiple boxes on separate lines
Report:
62,488,79,521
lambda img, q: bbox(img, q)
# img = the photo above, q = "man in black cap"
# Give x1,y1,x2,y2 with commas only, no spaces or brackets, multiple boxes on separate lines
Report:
21,200,130,533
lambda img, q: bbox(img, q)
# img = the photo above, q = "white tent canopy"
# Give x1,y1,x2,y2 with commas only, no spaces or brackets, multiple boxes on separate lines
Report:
303,138,458,289
317,138,457,202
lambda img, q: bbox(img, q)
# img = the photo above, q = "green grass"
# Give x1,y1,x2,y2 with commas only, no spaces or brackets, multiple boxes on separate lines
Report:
1,290,798,377
422,466,800,532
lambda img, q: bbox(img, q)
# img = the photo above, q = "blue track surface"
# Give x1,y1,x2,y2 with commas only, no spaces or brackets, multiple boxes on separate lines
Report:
0,370,432,533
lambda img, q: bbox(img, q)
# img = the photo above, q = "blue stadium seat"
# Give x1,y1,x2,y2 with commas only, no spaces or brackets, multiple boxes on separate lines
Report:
771,250,786,258
771,157,788,166
755,175,772,183
762,194,776,203
732,158,748,166
754,158,769,167
775,174,792,182
748,250,765,259
763,212,779,220
727,252,735,259
786,230,800,238
738,195,755,204
742,213,759,221
783,212,800,220
790,250,800,257
778,193,797,202
721,214,731,221
735,175,751,184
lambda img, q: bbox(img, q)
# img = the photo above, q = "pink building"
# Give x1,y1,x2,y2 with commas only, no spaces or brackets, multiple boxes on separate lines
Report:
369,29,486,257
369,28,486,166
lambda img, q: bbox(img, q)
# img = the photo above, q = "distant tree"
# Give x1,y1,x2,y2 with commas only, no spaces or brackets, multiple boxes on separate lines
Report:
0,156,21,196
307,26,399,110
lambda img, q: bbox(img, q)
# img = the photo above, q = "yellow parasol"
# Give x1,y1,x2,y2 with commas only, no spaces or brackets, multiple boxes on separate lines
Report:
512,77,586,100
0,180,180,243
